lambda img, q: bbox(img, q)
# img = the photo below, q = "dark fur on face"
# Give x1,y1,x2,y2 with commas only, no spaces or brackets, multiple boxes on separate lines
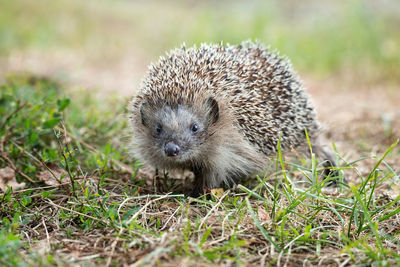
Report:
138,97,220,166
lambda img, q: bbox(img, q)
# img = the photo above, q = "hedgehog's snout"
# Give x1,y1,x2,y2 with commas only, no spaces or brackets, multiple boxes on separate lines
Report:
164,142,180,157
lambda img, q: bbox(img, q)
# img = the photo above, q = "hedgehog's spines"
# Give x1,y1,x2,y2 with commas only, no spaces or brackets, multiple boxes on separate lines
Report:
130,41,335,193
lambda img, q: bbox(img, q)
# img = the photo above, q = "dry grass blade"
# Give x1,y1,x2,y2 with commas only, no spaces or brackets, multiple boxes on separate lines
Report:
46,199,110,225
197,190,230,230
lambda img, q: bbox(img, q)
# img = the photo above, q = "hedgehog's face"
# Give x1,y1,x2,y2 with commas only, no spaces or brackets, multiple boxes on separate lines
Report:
139,97,219,164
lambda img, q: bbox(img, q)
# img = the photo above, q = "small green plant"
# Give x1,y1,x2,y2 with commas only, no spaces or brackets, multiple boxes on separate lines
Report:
0,228,23,267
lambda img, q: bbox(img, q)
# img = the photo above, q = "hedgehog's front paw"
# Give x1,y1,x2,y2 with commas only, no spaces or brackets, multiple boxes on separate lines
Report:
322,163,342,187
324,170,339,187
190,186,203,198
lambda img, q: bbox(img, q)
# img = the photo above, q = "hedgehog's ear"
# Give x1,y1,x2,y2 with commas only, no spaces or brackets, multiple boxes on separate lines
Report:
205,97,219,125
139,102,149,126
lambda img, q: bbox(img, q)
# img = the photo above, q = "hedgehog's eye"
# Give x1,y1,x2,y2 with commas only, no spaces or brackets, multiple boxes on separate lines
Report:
155,124,162,134
190,123,199,133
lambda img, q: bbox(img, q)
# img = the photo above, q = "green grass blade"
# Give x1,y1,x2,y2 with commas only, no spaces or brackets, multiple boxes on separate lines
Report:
245,197,280,252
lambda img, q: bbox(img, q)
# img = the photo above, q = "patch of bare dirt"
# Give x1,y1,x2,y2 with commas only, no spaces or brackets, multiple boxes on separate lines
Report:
307,77,400,163
306,77,400,127
1,47,147,98
0,166,25,191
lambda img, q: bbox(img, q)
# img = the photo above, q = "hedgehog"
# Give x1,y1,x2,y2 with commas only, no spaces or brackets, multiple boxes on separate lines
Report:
129,41,337,197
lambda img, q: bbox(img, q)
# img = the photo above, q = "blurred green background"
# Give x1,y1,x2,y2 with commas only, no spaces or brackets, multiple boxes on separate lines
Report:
0,0,399,94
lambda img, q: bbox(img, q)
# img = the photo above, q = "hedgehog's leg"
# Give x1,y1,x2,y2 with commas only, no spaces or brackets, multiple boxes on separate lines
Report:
190,167,225,197
191,167,205,197
313,144,340,186
153,168,160,193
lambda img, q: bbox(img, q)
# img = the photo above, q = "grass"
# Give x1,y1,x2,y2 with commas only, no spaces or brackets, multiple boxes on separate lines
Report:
0,75,399,266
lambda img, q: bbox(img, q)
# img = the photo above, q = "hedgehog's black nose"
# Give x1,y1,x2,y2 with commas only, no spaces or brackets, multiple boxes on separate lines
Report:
165,142,180,157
